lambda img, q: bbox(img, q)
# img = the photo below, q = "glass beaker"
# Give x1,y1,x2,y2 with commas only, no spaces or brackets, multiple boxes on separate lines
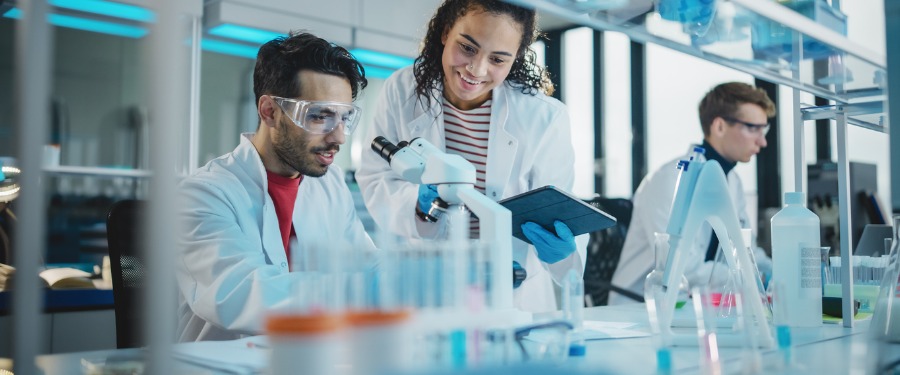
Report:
644,232,690,310
870,215,900,342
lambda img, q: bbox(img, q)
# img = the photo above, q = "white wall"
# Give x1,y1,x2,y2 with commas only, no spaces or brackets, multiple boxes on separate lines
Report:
644,44,758,229
602,32,633,198
562,27,596,198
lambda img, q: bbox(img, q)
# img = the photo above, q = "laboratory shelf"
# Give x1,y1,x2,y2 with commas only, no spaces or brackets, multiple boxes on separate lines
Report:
506,0,887,103
505,0,894,328
42,166,152,178
801,101,886,133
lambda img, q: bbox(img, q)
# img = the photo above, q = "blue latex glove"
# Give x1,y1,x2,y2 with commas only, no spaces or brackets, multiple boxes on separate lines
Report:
521,220,576,264
417,184,439,213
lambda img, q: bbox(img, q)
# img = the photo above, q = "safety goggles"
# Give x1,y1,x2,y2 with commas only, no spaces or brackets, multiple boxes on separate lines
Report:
271,96,361,135
722,116,770,136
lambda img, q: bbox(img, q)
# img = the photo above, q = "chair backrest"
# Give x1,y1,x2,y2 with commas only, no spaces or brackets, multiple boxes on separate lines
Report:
106,199,146,348
583,197,636,306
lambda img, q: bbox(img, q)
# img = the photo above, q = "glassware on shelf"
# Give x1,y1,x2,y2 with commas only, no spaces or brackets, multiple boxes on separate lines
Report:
749,0,847,63
654,0,718,36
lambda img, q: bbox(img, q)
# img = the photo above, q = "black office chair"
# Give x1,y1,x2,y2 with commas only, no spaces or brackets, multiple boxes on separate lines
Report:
106,199,146,348
582,197,643,306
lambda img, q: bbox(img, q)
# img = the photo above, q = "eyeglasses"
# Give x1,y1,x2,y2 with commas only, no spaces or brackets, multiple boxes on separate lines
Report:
271,96,361,135
722,116,770,136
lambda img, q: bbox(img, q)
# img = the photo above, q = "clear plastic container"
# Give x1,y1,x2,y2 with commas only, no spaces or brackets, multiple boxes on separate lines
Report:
266,313,344,375
344,310,413,375
771,192,822,327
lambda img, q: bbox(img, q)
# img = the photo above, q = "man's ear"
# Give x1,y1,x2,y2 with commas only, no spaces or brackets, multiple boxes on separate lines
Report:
258,96,277,128
710,117,726,137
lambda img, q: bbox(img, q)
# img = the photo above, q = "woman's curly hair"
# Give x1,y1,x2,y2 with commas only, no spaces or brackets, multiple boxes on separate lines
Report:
413,0,553,108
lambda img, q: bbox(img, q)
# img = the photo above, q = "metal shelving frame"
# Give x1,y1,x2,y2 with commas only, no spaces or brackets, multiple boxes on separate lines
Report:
505,0,890,328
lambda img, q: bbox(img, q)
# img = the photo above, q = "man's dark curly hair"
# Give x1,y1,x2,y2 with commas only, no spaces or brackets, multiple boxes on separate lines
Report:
253,31,367,108
413,0,553,108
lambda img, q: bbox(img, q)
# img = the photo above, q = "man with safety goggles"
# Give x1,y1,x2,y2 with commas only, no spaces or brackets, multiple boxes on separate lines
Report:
175,31,376,342
610,82,776,306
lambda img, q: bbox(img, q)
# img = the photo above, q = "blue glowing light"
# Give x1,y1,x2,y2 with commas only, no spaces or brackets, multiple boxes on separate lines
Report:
208,24,284,45
50,0,155,22
3,8,148,38
201,39,259,59
349,49,414,70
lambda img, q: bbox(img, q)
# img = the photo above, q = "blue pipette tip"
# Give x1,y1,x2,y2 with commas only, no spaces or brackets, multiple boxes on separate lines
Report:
776,325,791,348
657,348,672,372
569,343,586,356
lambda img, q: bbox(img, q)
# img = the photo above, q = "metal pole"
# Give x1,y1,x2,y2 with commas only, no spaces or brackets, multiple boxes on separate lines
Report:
792,33,806,195
834,108,855,328
188,16,202,173
144,0,187,372
12,0,52,373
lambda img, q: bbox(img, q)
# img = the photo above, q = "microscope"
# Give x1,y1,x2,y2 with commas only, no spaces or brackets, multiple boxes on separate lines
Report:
371,136,517,311
656,149,774,348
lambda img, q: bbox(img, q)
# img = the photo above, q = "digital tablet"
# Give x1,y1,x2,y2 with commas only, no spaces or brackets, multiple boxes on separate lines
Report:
499,186,617,245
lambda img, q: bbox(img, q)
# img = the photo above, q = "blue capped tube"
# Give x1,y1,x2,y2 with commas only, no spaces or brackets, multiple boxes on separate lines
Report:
564,269,585,356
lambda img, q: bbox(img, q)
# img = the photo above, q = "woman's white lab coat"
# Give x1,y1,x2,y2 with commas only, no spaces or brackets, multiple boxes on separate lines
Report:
355,67,588,313
176,134,375,341
608,149,772,305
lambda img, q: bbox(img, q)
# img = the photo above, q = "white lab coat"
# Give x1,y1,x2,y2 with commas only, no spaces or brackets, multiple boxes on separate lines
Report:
176,134,376,341
608,148,772,305
355,66,588,313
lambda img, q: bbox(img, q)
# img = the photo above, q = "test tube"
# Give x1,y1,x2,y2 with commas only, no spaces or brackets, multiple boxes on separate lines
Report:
563,269,586,356
691,286,722,375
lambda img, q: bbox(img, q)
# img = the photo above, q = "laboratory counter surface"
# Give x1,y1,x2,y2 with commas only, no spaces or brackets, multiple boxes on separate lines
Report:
34,304,898,375
0,287,113,314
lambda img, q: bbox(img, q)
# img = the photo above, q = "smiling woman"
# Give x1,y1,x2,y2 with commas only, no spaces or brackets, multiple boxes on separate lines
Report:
355,0,588,314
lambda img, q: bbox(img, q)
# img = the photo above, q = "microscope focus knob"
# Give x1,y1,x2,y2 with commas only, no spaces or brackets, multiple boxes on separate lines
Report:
512,261,526,289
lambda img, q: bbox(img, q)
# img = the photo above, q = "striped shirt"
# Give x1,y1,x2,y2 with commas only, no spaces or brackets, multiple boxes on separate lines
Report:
443,98,491,237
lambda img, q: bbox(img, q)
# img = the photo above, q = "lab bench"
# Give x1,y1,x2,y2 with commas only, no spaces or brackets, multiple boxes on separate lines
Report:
0,288,116,356
33,304,895,375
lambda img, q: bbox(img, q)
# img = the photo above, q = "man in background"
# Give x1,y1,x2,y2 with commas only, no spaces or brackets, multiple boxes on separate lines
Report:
609,82,775,305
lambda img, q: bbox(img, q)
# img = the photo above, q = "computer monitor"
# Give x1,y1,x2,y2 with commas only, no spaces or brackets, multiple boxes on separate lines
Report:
855,224,892,256
807,161,884,255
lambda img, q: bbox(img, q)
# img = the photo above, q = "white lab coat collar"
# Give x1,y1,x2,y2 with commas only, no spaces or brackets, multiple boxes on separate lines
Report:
232,133,289,269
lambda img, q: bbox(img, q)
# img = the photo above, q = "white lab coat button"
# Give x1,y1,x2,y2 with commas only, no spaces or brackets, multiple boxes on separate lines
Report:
508,141,512,145
492,191,497,197
281,262,287,268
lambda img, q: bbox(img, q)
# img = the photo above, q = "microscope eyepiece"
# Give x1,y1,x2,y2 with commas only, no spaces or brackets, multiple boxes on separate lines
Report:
372,136,401,162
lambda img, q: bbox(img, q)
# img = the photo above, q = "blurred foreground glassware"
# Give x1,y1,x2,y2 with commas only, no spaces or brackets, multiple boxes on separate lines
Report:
645,232,690,311
870,215,900,342
691,286,722,375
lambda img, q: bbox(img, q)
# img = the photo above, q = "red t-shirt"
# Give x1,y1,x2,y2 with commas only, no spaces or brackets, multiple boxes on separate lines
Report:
266,170,301,269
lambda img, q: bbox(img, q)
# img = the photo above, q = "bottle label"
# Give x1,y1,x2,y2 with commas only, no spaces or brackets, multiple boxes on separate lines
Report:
800,247,821,289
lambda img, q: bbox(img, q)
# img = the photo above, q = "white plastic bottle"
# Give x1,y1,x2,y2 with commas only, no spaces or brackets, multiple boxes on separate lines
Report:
770,192,822,327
